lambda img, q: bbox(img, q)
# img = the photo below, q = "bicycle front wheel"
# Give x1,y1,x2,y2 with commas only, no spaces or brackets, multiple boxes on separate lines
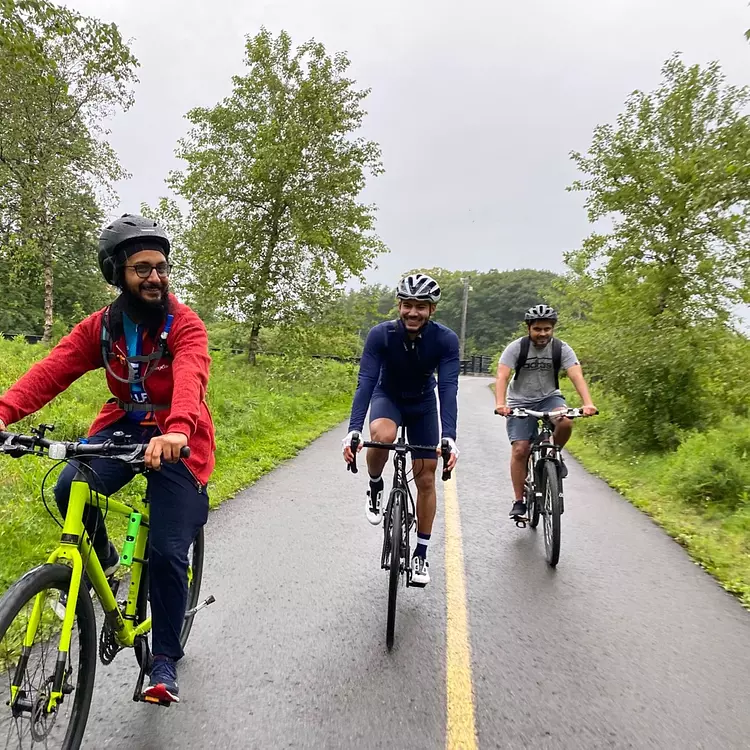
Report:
385,489,403,651
541,461,561,566
0,564,97,750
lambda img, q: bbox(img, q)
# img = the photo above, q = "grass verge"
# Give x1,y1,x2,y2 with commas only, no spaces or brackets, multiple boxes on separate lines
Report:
490,378,750,607
0,339,354,594
558,383,750,608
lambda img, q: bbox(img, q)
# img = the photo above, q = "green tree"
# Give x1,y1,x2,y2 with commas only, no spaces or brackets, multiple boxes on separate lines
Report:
170,28,386,363
565,55,750,447
401,267,559,353
0,191,113,334
0,0,137,340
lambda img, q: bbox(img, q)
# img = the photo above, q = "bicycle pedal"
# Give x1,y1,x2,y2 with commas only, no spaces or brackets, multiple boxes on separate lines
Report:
139,694,172,708
513,516,528,528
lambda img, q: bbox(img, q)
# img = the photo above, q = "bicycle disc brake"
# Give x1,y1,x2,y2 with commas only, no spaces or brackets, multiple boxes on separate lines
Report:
30,677,59,742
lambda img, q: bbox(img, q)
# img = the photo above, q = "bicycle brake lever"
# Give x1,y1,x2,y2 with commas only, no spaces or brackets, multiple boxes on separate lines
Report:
440,438,451,481
347,436,360,473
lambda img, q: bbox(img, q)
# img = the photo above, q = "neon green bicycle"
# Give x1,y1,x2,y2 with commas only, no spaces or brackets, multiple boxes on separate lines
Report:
0,424,213,749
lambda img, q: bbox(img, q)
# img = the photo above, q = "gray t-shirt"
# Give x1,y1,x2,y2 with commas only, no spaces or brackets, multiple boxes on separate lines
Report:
499,337,578,406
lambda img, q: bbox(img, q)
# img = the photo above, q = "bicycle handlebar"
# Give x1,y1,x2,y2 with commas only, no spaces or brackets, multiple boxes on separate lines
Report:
347,435,452,481
0,426,190,464
495,407,598,420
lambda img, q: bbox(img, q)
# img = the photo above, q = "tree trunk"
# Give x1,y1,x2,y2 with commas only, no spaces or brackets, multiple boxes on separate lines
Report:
247,322,261,365
246,199,286,364
42,245,54,343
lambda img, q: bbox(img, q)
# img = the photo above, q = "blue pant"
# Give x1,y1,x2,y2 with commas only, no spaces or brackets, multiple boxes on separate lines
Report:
54,421,209,661
369,386,439,459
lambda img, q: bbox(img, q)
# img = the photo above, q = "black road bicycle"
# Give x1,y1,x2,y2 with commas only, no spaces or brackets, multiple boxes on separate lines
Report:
347,427,451,650
499,408,596,567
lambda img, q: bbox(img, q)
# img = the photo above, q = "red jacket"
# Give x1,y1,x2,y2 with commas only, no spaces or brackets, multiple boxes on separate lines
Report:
0,294,216,486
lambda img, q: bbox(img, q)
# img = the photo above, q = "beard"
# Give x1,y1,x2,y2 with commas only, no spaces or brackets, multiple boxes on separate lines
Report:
111,282,170,339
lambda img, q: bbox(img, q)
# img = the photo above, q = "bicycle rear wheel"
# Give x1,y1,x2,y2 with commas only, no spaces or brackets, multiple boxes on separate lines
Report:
135,527,205,665
386,489,403,651
541,461,561,566
0,564,97,749
179,528,204,647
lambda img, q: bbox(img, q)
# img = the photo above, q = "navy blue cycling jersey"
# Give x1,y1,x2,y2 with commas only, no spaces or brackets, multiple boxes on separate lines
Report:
348,319,460,439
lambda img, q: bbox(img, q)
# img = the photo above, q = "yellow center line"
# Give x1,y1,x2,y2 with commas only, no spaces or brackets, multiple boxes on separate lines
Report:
444,470,478,750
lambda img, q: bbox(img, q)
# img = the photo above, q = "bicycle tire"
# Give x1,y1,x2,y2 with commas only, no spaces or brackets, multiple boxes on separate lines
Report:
135,527,205,663
179,527,204,647
386,489,403,651
541,461,561,566
0,564,97,750
526,454,540,529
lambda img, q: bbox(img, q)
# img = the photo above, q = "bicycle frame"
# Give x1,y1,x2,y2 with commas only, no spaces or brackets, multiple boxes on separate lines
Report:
379,429,417,579
531,417,561,469
14,467,150,713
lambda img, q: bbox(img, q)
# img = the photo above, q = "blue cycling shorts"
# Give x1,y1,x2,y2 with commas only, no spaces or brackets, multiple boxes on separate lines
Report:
369,386,438,460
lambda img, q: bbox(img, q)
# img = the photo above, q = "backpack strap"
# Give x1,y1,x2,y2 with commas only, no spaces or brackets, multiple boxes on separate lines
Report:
113,399,170,413
513,336,531,381
100,305,113,365
383,320,398,351
100,307,174,388
552,337,562,390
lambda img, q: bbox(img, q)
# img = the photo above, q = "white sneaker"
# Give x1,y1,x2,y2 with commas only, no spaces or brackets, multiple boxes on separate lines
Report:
411,555,430,586
366,487,383,525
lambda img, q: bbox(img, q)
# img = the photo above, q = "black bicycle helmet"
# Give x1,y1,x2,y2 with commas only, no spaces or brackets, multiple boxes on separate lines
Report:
98,214,171,286
524,304,558,323
396,273,441,303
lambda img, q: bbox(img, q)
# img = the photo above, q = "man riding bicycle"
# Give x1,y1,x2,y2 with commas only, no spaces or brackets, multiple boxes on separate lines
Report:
494,304,597,519
342,273,460,587
0,214,216,704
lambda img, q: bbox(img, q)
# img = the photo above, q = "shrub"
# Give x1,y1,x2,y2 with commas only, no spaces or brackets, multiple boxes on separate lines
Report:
662,419,750,509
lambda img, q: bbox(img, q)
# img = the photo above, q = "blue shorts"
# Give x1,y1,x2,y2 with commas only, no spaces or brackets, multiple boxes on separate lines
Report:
369,386,438,460
506,395,567,444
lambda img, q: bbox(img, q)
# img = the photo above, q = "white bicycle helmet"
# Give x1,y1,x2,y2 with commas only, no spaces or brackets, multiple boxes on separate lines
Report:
396,273,441,303
524,304,558,322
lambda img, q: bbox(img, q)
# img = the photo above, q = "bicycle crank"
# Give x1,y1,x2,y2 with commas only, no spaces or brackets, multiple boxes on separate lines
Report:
99,616,123,665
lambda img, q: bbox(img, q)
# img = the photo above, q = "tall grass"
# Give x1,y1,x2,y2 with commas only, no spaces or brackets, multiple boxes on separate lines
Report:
0,339,355,593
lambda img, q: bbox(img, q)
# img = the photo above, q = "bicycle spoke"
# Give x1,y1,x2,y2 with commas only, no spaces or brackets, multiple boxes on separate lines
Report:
0,576,90,749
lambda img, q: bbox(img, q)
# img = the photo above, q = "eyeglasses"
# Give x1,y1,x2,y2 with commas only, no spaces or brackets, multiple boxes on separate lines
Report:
125,262,172,279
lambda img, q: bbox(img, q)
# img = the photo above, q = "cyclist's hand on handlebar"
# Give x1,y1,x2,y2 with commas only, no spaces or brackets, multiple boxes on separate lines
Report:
582,403,598,417
438,437,459,471
494,405,512,417
145,432,188,470
342,430,362,464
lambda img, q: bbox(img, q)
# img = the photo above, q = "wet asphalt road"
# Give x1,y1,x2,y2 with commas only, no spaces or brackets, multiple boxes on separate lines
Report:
80,376,750,749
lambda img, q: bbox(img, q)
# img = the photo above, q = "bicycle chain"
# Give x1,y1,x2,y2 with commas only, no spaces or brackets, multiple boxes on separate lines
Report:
99,610,124,665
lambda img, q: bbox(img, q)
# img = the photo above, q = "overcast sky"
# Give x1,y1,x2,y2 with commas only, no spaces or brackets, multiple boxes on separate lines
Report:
64,0,750,288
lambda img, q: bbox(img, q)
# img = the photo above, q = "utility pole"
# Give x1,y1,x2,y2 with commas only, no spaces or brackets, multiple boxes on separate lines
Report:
459,277,470,361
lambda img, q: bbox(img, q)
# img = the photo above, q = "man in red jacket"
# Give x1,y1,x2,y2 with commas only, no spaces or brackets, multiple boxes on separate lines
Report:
0,214,216,704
